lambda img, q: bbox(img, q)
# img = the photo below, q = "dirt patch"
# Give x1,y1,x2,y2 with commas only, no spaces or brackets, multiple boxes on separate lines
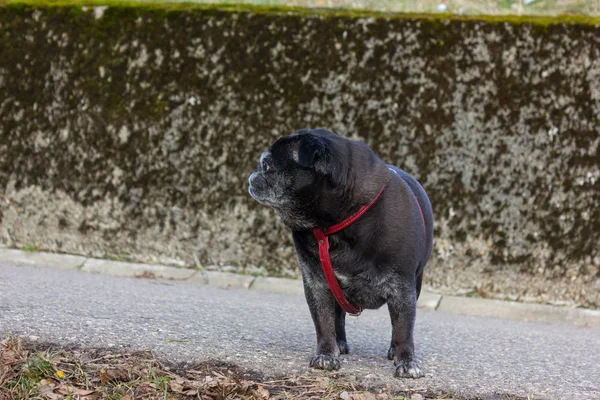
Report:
0,336,526,400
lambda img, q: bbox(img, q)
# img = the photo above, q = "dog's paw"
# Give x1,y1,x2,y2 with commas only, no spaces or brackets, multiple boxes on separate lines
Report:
394,359,424,379
387,345,394,360
310,354,341,371
337,340,349,355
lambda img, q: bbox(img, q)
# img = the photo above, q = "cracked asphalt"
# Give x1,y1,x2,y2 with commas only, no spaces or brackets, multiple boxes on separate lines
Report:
1,262,599,400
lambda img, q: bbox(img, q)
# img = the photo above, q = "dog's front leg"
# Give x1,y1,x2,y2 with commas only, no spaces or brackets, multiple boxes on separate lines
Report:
303,277,341,371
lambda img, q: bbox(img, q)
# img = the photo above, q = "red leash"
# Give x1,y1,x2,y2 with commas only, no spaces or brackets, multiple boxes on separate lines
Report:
312,186,385,316
312,185,426,316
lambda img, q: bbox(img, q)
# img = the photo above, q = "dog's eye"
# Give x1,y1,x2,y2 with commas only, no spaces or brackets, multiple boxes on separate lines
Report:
262,160,271,173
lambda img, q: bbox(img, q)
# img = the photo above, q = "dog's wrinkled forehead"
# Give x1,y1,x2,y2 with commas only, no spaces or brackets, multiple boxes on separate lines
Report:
269,136,302,166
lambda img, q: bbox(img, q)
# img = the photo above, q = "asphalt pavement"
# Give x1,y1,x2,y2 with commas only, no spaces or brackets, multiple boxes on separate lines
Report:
1,263,599,400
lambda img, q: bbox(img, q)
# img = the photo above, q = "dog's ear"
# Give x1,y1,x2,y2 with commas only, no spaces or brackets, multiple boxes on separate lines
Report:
297,134,347,188
297,135,325,168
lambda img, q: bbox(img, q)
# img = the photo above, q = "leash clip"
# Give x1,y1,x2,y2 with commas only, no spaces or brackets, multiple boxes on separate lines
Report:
348,309,362,317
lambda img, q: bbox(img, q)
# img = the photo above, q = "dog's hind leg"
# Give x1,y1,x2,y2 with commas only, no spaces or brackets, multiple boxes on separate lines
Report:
387,280,424,379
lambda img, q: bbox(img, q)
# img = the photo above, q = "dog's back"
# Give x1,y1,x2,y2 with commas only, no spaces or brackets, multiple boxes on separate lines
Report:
386,165,434,297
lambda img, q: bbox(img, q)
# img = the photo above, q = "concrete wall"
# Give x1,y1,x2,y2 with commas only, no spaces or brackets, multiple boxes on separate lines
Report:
0,4,598,307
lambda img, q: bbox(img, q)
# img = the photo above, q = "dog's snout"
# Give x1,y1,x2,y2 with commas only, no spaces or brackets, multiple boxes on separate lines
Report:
248,171,258,187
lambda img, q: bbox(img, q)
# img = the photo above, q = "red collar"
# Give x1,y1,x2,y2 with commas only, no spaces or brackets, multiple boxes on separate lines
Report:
312,186,386,316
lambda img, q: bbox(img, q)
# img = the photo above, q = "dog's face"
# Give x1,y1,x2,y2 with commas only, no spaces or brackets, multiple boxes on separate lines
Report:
248,130,342,228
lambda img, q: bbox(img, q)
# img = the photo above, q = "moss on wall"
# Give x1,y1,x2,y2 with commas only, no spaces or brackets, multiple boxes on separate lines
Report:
0,3,598,307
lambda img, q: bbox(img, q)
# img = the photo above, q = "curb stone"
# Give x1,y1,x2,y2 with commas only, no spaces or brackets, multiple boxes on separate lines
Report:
186,271,209,285
1,248,599,329
0,249,87,270
82,258,196,280
251,276,305,296
416,291,442,310
201,271,255,289
437,295,600,329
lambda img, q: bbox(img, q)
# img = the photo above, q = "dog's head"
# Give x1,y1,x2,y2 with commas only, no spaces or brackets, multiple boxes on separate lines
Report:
247,129,339,228
248,128,388,229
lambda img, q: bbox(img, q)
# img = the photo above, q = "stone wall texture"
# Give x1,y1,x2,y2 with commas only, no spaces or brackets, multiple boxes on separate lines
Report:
0,4,598,307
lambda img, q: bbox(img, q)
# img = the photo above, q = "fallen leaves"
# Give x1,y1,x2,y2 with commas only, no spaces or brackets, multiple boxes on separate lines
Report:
1,337,271,399
161,371,272,398
0,337,27,387
1,337,146,399
52,384,99,400
99,366,131,384
0,336,443,400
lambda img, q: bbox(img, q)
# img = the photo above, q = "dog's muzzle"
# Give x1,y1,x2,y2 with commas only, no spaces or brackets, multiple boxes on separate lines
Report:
248,171,264,200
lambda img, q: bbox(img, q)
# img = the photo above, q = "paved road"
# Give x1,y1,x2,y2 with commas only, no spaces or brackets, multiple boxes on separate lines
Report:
1,263,599,400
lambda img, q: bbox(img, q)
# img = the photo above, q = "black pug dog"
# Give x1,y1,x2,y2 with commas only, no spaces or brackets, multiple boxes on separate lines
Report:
248,128,433,378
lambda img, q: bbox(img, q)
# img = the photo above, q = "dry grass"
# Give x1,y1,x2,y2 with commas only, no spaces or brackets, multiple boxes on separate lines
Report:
0,336,469,400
